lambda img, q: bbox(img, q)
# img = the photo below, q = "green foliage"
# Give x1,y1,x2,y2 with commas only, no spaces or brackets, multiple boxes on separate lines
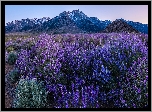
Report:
6,46,14,53
8,68,20,84
7,52,17,65
12,77,47,108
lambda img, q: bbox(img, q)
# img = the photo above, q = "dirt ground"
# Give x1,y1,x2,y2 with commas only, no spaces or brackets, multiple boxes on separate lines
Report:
5,63,14,75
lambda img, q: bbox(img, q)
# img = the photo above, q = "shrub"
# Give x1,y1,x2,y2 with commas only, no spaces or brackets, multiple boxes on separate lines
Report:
6,43,21,53
106,56,148,108
119,57,148,108
87,33,148,104
7,68,20,84
93,33,147,83
12,77,47,108
7,52,17,65
6,46,14,53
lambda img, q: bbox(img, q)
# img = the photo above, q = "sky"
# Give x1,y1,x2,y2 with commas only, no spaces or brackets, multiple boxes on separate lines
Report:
5,5,148,25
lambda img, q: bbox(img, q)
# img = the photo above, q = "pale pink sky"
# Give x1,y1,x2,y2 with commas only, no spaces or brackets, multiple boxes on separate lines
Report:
5,5,148,24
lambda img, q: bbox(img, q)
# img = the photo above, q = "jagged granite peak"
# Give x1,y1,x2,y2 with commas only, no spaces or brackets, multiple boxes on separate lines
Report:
59,11,70,17
69,9,88,21
102,19,139,33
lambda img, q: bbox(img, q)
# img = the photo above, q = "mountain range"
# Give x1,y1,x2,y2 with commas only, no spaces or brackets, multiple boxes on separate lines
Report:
5,9,148,34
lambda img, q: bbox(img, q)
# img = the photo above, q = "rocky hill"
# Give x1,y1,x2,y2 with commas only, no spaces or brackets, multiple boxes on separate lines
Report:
102,19,139,33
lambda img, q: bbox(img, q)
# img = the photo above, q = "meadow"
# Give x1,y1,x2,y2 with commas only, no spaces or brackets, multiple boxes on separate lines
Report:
5,32,148,108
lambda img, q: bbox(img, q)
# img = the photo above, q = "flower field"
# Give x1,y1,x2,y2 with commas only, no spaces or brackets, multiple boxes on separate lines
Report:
5,32,148,108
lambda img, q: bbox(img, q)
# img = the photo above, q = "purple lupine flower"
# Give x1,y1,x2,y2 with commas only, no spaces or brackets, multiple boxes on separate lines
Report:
11,32,148,108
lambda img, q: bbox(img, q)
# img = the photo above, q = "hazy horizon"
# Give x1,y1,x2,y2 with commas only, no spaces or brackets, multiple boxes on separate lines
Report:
5,5,148,25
